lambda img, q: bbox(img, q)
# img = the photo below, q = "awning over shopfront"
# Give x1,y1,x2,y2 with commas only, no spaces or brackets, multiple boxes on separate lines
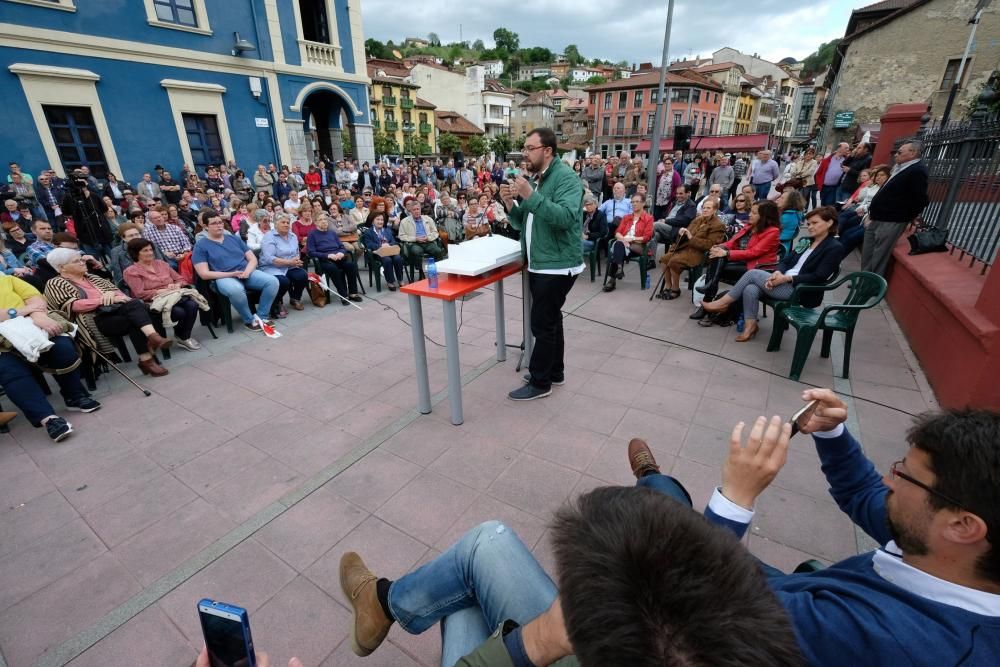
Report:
635,133,772,153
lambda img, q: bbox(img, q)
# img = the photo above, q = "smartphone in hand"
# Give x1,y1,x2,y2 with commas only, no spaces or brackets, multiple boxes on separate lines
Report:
198,599,256,667
789,399,819,437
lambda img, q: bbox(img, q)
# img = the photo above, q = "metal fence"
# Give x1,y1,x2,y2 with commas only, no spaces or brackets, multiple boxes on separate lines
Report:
913,106,1000,273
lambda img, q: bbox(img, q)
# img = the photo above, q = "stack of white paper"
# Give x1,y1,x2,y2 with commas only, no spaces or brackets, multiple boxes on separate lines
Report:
435,235,523,276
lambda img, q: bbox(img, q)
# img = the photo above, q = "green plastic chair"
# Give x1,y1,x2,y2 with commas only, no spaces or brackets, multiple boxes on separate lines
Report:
766,271,888,381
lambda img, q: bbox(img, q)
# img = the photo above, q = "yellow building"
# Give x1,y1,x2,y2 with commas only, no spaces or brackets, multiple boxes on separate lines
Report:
735,87,758,135
367,59,437,155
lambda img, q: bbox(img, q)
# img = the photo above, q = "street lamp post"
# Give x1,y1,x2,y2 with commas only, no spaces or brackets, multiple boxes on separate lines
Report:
941,0,991,126
645,0,676,200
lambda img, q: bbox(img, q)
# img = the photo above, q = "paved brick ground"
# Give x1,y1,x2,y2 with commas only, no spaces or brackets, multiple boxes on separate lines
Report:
0,252,935,666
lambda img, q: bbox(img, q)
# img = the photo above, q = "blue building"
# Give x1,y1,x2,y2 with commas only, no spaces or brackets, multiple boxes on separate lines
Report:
0,0,374,182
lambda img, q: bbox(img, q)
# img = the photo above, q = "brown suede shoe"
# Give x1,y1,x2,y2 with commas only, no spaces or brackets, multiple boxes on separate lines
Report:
339,552,391,657
138,357,169,377
146,332,174,354
628,438,660,479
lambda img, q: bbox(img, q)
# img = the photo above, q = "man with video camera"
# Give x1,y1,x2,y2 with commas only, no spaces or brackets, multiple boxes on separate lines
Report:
61,169,113,261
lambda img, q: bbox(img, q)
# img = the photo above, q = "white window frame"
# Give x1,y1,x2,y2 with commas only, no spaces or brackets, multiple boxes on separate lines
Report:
8,63,121,178
291,0,343,70
160,79,235,173
143,0,212,36
5,0,76,11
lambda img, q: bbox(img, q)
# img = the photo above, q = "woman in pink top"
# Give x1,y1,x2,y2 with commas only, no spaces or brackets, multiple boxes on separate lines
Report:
123,238,201,351
43,248,172,377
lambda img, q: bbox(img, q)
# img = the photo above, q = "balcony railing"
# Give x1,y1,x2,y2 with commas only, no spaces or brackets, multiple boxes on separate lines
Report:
402,123,415,133
382,96,397,107
400,98,414,109
300,40,340,68
384,120,399,131
419,122,432,134
372,120,380,129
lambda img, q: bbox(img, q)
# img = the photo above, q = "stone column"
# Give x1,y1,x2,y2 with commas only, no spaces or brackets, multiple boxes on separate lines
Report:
284,119,309,170
351,124,375,164
328,128,344,161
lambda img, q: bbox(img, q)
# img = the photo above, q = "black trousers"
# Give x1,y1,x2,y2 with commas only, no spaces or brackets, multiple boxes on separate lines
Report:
274,267,309,309
167,297,199,340
701,258,749,301
527,272,578,389
94,298,154,354
315,257,360,296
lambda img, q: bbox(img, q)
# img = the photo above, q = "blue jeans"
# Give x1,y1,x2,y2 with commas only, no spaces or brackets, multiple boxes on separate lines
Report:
388,474,693,665
581,239,595,254
213,271,279,324
753,182,771,201
0,336,88,426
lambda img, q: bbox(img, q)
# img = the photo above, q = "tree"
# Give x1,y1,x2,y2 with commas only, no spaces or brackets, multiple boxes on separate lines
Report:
342,132,352,158
467,135,489,158
493,27,519,53
513,134,525,151
472,39,485,51
403,134,432,156
374,130,399,157
801,39,841,77
564,44,583,66
365,38,390,59
586,75,606,85
489,134,513,160
438,132,461,155
447,45,463,62
428,32,441,47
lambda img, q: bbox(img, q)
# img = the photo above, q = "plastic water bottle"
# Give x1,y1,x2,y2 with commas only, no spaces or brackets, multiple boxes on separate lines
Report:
426,258,439,289
736,314,745,334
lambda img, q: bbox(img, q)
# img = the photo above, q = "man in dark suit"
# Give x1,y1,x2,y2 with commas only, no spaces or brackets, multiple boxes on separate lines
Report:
651,184,697,249
861,141,929,276
356,162,378,193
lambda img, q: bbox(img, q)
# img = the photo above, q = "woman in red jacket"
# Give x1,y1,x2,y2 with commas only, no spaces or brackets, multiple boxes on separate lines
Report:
304,166,322,192
604,194,655,292
691,199,781,321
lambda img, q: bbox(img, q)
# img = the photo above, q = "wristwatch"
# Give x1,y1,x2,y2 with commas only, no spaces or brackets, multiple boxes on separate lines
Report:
7,308,18,319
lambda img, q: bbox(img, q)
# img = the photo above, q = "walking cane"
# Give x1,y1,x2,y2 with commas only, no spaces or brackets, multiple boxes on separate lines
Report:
80,340,152,397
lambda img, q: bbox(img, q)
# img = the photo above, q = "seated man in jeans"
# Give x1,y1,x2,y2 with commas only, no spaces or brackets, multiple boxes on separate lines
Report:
339,389,1000,665
0,274,101,441
397,196,446,263
192,209,278,331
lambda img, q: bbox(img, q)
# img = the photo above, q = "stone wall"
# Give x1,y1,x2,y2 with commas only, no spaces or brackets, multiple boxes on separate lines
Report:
831,0,1000,142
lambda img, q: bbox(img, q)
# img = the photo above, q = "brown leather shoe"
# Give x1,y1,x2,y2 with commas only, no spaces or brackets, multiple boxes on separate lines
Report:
339,552,391,657
628,437,660,479
138,357,169,377
146,332,174,354
290,299,305,311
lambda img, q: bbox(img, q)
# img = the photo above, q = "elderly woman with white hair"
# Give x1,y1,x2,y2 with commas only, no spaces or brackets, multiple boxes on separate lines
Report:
259,213,307,318
43,248,172,377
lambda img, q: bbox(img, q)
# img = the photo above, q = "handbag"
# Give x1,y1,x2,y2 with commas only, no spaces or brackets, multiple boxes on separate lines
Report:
307,281,328,307
907,223,948,255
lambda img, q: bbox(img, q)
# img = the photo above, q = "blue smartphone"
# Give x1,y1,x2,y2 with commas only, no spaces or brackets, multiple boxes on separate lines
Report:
197,599,256,667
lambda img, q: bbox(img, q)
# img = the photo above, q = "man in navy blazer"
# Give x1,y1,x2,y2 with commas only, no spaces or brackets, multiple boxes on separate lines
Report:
861,141,929,276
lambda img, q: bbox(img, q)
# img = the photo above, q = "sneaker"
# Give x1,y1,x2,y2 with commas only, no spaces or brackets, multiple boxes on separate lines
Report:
244,321,261,331
523,373,564,386
339,552,391,657
507,383,552,401
65,396,102,413
627,438,660,479
45,416,73,442
176,337,201,351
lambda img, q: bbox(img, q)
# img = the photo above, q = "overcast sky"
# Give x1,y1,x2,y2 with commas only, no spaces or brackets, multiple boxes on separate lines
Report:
361,0,865,66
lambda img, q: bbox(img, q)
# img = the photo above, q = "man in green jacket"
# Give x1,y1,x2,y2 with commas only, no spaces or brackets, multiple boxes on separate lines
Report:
500,128,584,401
